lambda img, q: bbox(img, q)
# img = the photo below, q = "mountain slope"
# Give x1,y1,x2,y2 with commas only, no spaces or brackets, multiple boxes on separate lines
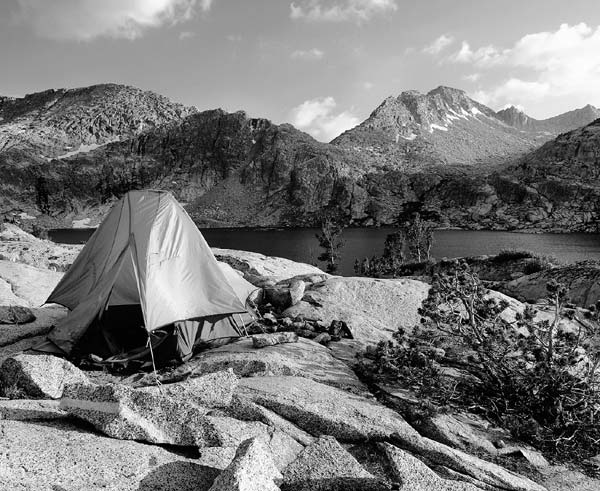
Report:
0,83,196,160
332,86,542,167
1,83,599,233
496,105,600,135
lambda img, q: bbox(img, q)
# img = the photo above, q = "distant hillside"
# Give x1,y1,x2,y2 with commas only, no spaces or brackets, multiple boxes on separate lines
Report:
0,83,195,160
1,83,599,233
496,104,600,135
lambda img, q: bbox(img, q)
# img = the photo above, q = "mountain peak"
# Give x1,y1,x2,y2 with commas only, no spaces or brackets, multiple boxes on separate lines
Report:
427,85,467,97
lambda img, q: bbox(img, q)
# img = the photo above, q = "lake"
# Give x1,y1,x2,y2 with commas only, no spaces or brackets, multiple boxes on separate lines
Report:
48,227,600,276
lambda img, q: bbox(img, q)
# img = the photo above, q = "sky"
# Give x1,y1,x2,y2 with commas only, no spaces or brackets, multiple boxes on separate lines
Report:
1,0,600,142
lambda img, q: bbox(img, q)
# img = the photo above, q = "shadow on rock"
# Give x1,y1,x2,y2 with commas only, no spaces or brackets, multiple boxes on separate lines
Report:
137,461,220,491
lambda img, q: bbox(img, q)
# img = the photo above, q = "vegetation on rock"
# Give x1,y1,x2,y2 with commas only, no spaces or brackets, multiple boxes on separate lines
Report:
360,260,600,462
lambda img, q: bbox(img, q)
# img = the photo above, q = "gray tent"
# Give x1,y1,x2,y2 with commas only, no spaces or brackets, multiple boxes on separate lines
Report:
40,190,256,363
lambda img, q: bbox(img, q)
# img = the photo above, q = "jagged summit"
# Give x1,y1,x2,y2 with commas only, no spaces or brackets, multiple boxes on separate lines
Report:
332,85,532,166
496,103,600,134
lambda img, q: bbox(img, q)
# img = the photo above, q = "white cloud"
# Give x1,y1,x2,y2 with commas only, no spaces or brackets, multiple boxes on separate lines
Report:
14,0,211,41
179,30,195,40
362,81,374,90
290,0,397,23
291,48,325,60
447,23,600,108
226,34,242,42
463,73,481,82
290,96,360,142
423,34,454,54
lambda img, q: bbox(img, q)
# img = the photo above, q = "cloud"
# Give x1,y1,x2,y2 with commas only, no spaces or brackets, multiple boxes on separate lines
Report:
226,34,242,42
290,96,360,142
446,23,600,108
423,34,454,55
463,73,481,82
179,30,195,40
14,0,211,41
290,0,397,23
291,48,325,60
362,81,374,90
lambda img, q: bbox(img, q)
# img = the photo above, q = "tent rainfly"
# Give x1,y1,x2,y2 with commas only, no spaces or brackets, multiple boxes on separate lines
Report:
39,190,256,363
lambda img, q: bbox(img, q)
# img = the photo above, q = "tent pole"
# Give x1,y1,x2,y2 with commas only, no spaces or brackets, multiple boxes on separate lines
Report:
147,333,162,392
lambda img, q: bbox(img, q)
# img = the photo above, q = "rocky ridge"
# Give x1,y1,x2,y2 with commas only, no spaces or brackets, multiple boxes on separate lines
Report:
496,104,600,135
2,84,600,232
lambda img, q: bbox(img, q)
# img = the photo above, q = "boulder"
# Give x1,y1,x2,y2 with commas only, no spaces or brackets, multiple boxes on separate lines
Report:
0,353,89,399
236,376,419,442
213,248,327,284
252,332,298,348
0,305,35,324
0,398,67,421
0,305,67,347
141,369,239,408
0,259,63,307
61,382,271,447
284,277,430,345
0,419,220,490
379,442,483,491
208,437,282,491
281,436,385,491
169,337,367,394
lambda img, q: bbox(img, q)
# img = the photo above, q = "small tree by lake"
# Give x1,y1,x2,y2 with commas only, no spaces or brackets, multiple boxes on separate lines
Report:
404,212,434,262
316,210,347,273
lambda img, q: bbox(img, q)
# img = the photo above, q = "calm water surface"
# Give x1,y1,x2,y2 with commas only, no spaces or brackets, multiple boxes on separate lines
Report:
49,227,600,276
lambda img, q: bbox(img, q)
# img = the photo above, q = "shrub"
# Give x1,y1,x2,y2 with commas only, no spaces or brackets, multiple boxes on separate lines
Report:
361,260,600,461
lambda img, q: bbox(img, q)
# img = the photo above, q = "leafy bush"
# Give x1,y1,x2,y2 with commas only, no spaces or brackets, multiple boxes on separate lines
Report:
361,260,600,461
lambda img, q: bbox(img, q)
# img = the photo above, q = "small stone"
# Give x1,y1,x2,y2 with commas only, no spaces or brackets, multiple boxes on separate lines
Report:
279,317,293,328
329,320,353,339
252,332,299,348
288,279,305,306
313,333,331,345
263,312,278,325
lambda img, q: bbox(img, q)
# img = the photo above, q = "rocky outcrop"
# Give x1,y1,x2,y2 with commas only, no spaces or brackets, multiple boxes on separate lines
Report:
284,276,430,361
236,375,420,442
166,337,367,394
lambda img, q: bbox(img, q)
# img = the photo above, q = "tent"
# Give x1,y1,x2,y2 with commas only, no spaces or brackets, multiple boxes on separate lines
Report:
40,190,256,363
